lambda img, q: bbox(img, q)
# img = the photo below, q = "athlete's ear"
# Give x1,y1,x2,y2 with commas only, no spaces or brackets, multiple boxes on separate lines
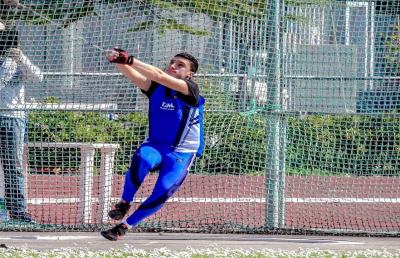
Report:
187,71,194,79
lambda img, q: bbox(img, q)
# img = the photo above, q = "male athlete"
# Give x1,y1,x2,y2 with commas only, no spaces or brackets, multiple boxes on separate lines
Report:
101,48,205,241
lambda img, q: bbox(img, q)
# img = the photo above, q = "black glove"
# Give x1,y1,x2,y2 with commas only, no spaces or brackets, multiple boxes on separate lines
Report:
109,47,134,65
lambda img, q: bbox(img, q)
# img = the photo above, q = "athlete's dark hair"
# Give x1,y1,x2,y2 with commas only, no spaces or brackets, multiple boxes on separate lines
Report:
175,52,199,73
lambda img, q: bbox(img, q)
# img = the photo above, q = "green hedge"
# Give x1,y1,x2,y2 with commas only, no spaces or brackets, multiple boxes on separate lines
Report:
27,111,400,176
27,111,147,173
286,115,400,176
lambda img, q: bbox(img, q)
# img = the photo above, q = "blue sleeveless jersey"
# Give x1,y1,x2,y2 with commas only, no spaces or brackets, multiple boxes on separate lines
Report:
146,83,205,157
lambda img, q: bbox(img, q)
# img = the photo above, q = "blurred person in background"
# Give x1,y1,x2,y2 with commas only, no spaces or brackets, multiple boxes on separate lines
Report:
0,8,43,222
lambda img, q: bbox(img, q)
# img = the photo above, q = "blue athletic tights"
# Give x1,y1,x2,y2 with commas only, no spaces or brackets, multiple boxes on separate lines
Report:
120,143,195,227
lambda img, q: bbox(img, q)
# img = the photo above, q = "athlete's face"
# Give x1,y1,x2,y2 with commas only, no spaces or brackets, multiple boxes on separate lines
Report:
166,57,194,79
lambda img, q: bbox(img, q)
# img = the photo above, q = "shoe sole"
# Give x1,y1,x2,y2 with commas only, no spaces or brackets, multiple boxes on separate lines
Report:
108,211,126,220
100,230,118,241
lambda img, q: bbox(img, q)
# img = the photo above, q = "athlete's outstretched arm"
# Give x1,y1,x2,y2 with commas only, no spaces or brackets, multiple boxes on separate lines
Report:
107,48,190,95
107,49,151,91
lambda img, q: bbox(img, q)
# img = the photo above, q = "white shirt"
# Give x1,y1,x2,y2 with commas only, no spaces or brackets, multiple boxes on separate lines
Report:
0,53,43,118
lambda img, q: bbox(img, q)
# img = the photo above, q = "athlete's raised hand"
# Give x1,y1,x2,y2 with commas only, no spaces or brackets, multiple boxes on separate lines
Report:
106,47,134,65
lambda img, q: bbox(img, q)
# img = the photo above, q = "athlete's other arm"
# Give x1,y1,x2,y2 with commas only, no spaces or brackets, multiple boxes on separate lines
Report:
115,63,151,91
130,58,191,96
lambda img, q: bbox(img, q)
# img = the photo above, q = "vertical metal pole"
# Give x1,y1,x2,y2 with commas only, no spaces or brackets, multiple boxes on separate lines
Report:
63,24,74,90
218,20,224,73
265,0,285,230
278,0,287,227
369,1,375,90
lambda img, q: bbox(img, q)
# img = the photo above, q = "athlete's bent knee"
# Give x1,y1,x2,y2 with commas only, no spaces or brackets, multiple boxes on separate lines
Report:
131,146,160,169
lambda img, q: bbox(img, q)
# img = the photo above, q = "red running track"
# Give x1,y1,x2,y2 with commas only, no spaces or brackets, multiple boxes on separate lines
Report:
25,174,400,232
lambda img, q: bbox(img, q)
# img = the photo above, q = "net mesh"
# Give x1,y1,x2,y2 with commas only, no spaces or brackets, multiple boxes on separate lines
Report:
0,0,398,234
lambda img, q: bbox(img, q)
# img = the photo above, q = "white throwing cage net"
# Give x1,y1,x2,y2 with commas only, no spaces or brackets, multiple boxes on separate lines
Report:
0,0,398,234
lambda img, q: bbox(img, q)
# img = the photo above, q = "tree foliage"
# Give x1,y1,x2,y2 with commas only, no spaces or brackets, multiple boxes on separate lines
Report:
10,0,268,30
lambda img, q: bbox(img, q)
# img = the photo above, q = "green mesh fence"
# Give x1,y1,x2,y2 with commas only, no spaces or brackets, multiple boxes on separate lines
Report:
0,0,398,235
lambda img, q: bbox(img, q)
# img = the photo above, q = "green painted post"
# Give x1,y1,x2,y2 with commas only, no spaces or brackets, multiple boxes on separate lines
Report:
265,0,285,230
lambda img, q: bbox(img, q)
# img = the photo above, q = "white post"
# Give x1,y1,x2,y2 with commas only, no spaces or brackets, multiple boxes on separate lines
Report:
78,145,95,224
0,160,7,222
22,145,28,207
0,160,4,200
97,144,119,223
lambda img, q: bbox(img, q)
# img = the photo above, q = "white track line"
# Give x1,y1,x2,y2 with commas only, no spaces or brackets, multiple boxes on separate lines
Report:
286,197,400,203
0,235,365,245
27,197,400,205
4,236,98,240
